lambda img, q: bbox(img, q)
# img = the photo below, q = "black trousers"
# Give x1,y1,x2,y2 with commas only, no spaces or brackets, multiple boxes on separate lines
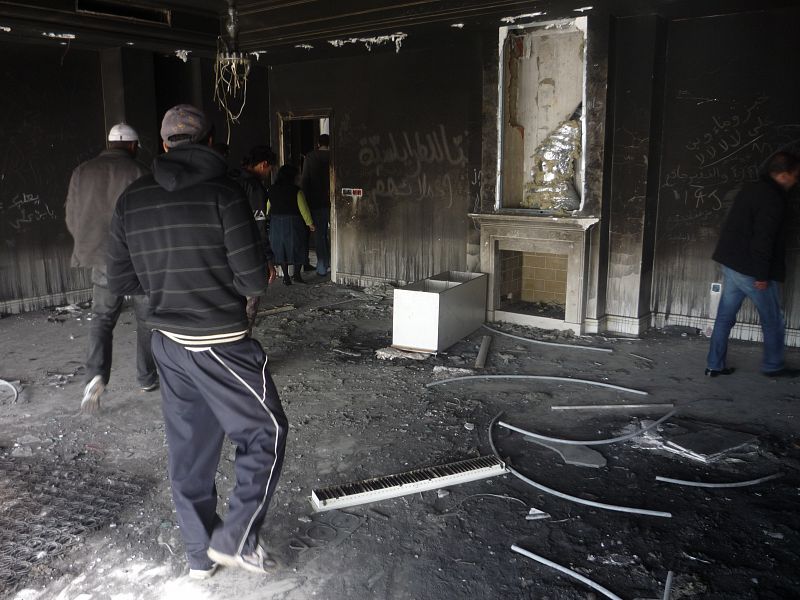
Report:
151,331,288,570
86,268,157,388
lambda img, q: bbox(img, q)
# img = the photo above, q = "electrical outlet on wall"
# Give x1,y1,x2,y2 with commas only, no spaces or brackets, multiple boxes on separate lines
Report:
706,282,722,337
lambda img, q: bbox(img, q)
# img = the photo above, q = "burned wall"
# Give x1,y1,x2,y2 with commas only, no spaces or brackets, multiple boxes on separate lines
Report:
0,43,271,314
650,7,800,338
0,41,105,313
604,15,664,326
269,36,483,285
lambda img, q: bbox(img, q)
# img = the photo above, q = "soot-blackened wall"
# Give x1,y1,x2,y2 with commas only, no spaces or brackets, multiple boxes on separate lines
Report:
269,37,483,285
0,41,105,313
650,7,800,337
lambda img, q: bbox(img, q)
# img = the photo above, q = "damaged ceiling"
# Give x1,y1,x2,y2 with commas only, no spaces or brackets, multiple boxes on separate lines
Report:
1,0,793,58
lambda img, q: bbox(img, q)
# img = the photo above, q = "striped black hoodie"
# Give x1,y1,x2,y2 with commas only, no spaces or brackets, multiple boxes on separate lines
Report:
107,143,266,342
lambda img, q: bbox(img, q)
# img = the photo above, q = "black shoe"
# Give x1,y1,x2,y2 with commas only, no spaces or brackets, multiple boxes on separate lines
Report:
762,368,800,378
292,273,307,284
705,368,735,377
283,275,292,286
140,380,159,392
302,264,316,272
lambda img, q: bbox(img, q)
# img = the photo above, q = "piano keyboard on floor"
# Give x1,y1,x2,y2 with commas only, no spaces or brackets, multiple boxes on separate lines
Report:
310,455,508,512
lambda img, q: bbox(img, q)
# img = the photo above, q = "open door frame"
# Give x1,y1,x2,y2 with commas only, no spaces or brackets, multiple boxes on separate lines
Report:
277,110,336,281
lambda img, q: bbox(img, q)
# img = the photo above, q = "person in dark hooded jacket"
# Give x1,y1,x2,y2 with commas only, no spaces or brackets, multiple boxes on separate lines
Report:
107,104,287,579
231,145,278,331
706,151,800,378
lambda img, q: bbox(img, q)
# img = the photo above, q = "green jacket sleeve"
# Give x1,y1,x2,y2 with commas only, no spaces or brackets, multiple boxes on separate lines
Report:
297,190,313,226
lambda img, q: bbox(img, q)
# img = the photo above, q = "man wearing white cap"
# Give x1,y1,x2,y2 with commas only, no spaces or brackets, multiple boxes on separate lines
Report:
66,122,159,413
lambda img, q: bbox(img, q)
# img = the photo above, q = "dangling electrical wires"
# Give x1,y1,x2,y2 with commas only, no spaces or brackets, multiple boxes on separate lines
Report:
214,0,251,142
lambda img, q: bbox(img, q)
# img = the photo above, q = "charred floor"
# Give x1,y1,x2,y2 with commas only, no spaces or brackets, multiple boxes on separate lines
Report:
2,280,800,599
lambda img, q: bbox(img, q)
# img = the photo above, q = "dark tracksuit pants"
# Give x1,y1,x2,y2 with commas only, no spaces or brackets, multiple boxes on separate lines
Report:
151,331,288,570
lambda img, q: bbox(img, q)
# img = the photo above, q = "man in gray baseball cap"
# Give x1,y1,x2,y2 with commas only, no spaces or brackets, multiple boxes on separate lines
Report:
107,104,287,579
66,122,158,414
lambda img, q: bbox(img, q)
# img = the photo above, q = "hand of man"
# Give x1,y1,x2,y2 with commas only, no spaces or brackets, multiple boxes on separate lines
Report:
267,262,277,284
309,224,317,232
754,280,768,290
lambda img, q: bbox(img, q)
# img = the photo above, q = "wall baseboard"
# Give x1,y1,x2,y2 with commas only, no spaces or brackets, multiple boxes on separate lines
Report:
0,289,92,315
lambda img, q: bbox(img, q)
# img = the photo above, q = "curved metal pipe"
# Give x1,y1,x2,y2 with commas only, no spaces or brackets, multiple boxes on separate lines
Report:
483,324,613,353
511,545,624,600
426,374,648,396
655,473,783,488
499,410,677,446
0,379,18,404
488,421,672,518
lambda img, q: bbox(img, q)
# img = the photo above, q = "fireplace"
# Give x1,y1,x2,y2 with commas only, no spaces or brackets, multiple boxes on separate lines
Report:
470,212,598,333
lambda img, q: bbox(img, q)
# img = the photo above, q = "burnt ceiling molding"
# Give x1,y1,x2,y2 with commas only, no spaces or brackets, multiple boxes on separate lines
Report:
0,0,221,53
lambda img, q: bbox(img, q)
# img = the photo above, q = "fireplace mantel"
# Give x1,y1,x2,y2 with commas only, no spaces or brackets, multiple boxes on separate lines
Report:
469,212,599,333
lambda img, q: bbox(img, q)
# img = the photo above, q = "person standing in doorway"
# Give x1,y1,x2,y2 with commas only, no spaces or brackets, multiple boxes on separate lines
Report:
268,164,315,285
107,104,288,578
301,134,331,276
65,122,158,413
706,151,800,378
232,145,279,332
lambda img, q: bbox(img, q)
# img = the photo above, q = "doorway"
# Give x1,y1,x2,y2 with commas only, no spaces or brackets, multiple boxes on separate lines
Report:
278,112,334,278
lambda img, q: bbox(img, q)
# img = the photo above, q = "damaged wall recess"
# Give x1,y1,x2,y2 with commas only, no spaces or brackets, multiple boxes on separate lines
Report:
498,19,586,211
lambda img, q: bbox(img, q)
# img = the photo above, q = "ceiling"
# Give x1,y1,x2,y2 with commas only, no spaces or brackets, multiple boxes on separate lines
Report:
0,0,790,59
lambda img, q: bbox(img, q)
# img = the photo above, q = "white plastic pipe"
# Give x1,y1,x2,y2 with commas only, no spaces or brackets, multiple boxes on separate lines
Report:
483,324,613,353
511,545,624,600
655,473,783,488
663,570,674,600
0,379,18,404
499,410,677,446
426,374,648,395
488,414,671,518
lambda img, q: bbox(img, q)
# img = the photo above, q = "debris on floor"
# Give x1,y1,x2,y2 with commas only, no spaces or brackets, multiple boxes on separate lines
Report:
627,419,759,463
524,437,608,468
432,365,474,378
375,346,429,361
525,508,550,521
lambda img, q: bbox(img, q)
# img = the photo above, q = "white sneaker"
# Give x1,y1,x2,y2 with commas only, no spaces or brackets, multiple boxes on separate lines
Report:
81,375,105,414
189,564,217,580
207,545,276,574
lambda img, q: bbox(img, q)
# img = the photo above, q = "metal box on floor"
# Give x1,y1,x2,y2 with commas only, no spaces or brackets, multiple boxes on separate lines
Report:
392,271,487,353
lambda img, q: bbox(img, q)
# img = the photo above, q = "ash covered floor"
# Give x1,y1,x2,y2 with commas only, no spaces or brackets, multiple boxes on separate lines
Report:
1,277,799,600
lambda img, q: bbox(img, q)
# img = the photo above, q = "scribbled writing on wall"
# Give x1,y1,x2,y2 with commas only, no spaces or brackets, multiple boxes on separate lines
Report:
659,95,800,243
470,168,483,214
358,124,468,209
0,193,57,231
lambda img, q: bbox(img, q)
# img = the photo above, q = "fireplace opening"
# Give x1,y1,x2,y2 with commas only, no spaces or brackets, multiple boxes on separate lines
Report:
497,250,566,320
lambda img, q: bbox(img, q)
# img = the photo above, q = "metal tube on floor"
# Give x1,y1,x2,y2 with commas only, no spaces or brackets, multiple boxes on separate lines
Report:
475,335,492,369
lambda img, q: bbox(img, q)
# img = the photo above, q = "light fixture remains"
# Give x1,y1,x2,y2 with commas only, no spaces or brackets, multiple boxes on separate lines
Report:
214,0,250,142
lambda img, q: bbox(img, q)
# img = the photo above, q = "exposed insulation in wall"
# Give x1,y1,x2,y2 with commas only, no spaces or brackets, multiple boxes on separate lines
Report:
500,25,584,208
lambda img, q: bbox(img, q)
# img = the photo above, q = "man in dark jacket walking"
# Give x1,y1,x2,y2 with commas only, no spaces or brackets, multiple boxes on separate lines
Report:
706,151,800,378
107,105,287,578
65,123,158,413
301,134,331,276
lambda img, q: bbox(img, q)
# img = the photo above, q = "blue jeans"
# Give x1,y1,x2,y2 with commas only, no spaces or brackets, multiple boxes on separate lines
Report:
706,265,785,373
86,268,157,387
